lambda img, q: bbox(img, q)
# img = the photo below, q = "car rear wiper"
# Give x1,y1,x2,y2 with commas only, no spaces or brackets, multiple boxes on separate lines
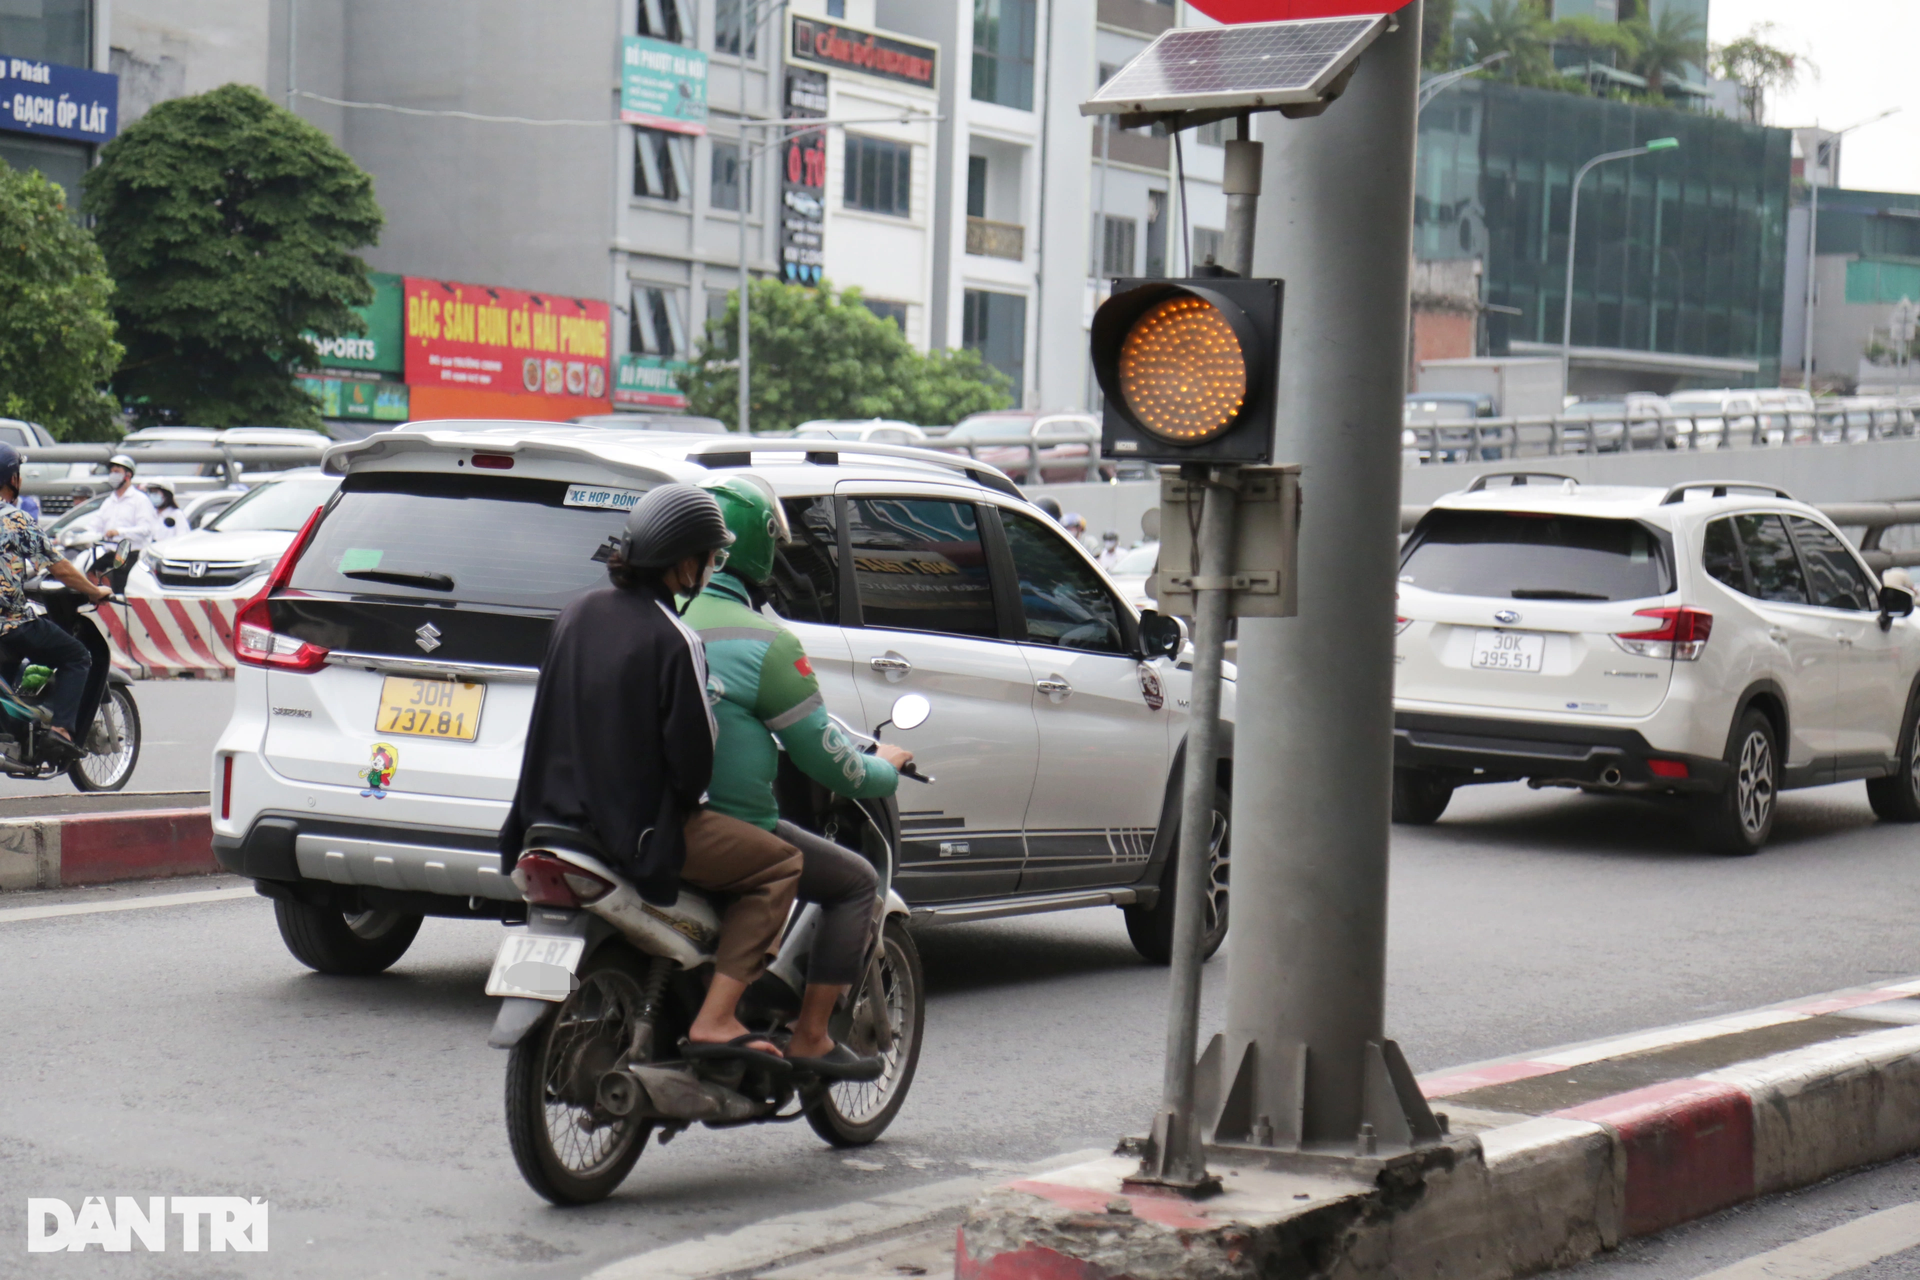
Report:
342,568,455,591
1509,588,1609,600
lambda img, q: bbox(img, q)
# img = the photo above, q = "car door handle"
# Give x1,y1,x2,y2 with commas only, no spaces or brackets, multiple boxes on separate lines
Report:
1035,678,1072,699
869,655,913,681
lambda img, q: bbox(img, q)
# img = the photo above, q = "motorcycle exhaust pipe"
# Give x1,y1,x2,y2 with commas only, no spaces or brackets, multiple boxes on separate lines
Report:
612,1064,760,1123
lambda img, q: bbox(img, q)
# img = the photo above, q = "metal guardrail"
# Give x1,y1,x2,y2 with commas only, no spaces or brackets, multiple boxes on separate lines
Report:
1402,403,1920,465
18,443,330,497
929,433,1108,483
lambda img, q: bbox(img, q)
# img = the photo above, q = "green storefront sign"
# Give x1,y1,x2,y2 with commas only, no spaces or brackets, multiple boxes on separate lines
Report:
306,271,404,375
614,354,691,409
621,36,707,135
301,375,409,421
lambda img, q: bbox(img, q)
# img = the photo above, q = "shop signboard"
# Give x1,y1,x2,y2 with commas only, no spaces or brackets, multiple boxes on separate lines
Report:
403,276,611,403
614,354,691,409
307,272,404,375
301,375,410,421
787,17,936,92
621,36,707,135
779,66,828,288
0,55,115,144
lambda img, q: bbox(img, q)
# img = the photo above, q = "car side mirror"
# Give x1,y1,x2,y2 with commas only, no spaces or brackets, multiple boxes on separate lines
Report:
1879,583,1914,629
1135,609,1184,661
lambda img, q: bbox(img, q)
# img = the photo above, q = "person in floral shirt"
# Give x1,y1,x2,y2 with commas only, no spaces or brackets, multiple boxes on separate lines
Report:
0,443,111,753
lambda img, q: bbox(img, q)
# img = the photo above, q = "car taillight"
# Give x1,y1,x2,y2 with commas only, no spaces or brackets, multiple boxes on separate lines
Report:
1395,616,1413,635
1613,607,1713,661
510,852,613,907
234,503,331,672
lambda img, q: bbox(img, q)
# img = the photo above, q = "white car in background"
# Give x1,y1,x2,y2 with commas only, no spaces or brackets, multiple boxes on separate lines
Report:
792,419,929,445
1107,540,1160,609
127,470,342,599
1393,472,1920,854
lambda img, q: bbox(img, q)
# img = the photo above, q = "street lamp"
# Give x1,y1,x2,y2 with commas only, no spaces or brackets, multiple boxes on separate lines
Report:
1416,50,1508,112
1801,108,1899,391
1560,136,1678,397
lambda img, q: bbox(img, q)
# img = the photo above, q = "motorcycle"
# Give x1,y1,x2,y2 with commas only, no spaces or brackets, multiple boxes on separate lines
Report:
0,541,143,792
486,693,935,1205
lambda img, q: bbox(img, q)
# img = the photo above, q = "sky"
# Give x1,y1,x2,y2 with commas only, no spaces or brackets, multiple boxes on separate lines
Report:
1707,0,1920,194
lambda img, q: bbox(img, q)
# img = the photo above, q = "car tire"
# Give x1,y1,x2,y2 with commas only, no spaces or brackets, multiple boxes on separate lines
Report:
274,899,422,975
1391,769,1454,825
1867,697,1920,823
1125,785,1230,966
1690,710,1777,855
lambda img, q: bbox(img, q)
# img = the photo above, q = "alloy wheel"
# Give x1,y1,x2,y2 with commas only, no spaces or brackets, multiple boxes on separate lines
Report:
1736,730,1775,836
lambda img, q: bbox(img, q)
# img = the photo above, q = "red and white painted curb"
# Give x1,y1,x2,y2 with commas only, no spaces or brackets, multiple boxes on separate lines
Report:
97,597,242,679
0,806,216,891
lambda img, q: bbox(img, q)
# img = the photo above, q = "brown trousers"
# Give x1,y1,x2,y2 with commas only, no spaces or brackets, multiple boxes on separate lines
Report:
679,808,802,982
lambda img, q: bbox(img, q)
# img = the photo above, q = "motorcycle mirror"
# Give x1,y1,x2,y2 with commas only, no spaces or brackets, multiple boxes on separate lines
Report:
889,693,931,732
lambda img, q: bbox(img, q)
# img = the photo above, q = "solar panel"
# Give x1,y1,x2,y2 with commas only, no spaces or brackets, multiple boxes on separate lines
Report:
1081,15,1388,116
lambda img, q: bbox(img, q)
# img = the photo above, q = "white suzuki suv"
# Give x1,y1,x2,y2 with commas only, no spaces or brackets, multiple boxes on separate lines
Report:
1393,472,1920,853
212,423,1231,974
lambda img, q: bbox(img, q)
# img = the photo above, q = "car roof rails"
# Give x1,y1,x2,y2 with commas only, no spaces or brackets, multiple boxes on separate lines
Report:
684,438,1024,500
1465,471,1578,492
1659,481,1795,505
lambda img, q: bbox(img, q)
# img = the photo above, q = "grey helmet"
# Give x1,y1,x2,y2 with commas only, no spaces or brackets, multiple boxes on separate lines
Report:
617,483,734,569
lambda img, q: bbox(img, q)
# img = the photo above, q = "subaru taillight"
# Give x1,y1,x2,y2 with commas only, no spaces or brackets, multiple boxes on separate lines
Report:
1613,607,1713,661
234,503,330,673
510,852,613,907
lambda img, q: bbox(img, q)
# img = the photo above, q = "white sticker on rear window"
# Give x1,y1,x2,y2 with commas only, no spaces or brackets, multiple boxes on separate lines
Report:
564,484,647,512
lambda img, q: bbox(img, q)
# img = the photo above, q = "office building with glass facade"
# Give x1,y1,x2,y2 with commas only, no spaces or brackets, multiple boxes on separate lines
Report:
1417,79,1791,393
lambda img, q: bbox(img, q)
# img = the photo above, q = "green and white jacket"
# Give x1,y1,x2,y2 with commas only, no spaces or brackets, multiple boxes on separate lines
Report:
685,572,899,831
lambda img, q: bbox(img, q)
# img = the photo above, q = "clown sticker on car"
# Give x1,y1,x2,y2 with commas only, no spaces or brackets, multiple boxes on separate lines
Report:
361,742,398,798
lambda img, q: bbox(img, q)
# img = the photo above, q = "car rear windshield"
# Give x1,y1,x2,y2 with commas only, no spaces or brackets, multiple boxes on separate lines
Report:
1400,509,1673,601
286,472,636,610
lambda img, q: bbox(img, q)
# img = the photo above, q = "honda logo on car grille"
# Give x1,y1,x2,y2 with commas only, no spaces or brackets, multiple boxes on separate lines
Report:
414,623,442,653
188,562,206,579
1493,609,1521,625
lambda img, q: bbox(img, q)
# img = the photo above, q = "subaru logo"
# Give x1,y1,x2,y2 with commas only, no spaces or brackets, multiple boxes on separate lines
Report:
188,562,207,579
1493,609,1521,625
414,622,442,653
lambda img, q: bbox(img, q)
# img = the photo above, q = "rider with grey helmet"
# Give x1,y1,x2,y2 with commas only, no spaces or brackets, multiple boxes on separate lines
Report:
500,483,807,1058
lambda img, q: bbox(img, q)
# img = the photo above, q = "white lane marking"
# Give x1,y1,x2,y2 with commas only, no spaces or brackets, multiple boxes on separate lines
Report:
0,886,255,924
1691,1200,1920,1280
585,1149,1107,1280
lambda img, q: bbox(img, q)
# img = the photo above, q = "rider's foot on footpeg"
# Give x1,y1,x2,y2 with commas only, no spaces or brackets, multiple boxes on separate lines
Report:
787,1042,883,1082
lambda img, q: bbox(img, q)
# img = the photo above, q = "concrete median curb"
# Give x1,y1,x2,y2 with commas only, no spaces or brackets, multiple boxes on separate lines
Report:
956,981,1920,1279
0,805,215,891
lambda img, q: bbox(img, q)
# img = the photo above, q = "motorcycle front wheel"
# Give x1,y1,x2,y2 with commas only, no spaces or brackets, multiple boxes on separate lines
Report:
505,946,656,1205
70,684,140,792
806,917,925,1147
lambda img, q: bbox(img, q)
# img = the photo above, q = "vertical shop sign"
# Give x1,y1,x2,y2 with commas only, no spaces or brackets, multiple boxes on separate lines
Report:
780,67,828,287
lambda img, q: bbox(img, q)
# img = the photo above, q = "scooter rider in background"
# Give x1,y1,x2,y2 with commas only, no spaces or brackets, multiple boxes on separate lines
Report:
82,454,160,550
0,444,112,756
145,480,187,543
500,483,806,1059
686,475,910,1079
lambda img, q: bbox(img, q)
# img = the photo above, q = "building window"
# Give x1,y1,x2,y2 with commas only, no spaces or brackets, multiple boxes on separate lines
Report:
631,285,690,360
637,0,686,44
1193,227,1224,268
715,0,759,57
963,289,1027,408
1101,216,1136,277
1145,190,1167,278
1194,119,1229,147
844,134,912,217
634,128,690,203
710,140,752,212
972,0,1037,111
0,0,90,66
863,299,908,331
966,156,988,218
706,288,732,327
828,0,846,15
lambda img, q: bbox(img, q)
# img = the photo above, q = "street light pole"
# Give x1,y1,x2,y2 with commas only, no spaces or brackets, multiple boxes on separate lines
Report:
1415,50,1507,113
1800,109,1898,391
1560,138,1678,398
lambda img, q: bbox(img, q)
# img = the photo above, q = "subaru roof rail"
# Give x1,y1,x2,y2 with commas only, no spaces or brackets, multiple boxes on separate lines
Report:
1659,480,1794,505
1464,471,1578,492
684,438,1024,500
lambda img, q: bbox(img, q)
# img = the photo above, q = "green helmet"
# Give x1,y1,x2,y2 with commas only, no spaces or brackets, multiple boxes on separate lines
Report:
699,474,788,584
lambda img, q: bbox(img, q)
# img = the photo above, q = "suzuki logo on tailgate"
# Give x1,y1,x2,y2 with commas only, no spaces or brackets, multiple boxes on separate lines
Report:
414,623,442,653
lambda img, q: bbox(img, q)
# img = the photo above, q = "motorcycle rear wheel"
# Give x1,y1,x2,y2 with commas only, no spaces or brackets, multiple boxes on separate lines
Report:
806,917,925,1147
506,946,655,1205
69,684,140,792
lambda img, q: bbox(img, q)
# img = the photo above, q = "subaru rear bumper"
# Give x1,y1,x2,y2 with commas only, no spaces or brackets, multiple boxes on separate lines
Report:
1393,711,1729,793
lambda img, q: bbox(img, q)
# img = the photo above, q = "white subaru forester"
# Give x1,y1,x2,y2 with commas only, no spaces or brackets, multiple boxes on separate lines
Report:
1392,473,1920,853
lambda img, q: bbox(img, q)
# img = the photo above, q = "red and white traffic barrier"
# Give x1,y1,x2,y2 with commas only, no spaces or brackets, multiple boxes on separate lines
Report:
96,597,242,678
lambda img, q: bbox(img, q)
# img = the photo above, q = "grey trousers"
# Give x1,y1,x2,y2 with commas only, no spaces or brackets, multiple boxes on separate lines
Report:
774,820,880,987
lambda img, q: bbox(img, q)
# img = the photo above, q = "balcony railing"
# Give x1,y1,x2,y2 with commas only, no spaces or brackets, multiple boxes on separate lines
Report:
965,217,1025,261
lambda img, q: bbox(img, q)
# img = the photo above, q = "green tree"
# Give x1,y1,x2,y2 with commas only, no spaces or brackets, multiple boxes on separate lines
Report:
83,83,382,428
1455,0,1556,86
1713,24,1802,125
1624,6,1706,97
683,279,1012,432
0,162,121,440
1421,0,1456,72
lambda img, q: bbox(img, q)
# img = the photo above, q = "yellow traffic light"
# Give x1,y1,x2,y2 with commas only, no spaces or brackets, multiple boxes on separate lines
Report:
1118,297,1248,444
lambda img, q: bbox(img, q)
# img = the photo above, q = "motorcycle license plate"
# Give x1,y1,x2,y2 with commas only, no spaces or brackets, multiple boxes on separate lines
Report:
375,676,484,741
485,933,585,1001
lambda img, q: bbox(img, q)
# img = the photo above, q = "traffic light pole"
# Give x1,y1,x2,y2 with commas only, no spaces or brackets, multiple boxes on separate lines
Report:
1217,2,1439,1155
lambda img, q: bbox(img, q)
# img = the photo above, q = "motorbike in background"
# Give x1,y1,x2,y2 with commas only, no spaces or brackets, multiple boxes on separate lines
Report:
486,694,934,1205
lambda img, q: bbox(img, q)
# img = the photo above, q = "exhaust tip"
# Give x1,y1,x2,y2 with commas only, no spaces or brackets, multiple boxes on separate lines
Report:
1600,767,1624,787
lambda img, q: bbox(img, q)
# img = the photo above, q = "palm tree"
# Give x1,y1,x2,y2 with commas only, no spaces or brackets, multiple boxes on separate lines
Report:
1454,0,1554,83
1624,7,1707,98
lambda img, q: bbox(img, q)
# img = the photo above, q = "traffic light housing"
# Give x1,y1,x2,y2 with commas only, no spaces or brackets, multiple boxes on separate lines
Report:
1093,275,1283,466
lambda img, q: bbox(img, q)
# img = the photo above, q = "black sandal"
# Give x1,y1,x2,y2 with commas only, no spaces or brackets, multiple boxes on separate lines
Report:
680,1033,787,1070
787,1042,884,1082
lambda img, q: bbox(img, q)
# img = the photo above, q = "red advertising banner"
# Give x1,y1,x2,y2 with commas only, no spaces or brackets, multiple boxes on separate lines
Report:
403,277,612,404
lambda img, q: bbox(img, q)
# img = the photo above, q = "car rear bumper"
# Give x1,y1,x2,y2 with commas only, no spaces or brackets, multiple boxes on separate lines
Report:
215,812,524,920
1393,711,1729,793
